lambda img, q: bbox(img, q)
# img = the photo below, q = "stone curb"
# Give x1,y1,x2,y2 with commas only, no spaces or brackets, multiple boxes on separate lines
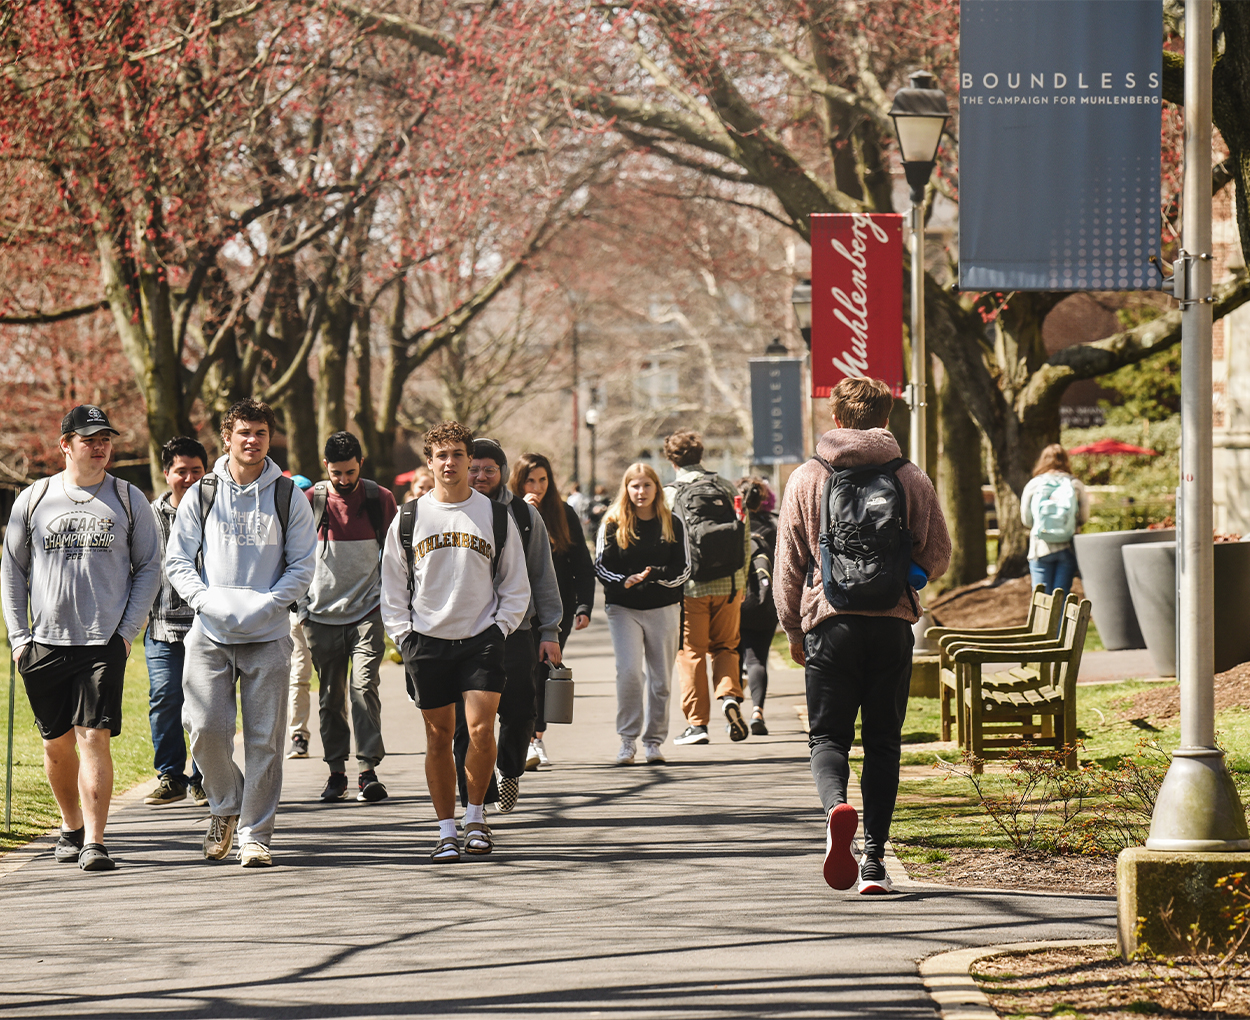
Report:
919,938,1115,1019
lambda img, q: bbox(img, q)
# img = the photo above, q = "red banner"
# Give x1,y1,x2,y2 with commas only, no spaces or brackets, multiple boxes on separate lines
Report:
810,213,904,398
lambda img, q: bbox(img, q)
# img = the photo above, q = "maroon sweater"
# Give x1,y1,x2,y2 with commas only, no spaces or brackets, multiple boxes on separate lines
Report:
774,427,951,643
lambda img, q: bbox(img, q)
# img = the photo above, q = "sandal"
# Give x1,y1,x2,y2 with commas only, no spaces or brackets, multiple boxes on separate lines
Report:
78,843,116,872
430,836,461,863
463,821,494,856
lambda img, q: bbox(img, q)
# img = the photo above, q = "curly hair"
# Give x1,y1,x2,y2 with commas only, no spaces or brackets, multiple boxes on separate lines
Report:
221,398,277,442
422,420,474,460
663,429,704,467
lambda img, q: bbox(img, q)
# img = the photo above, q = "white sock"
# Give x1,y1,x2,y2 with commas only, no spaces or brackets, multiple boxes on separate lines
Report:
438,818,458,840
464,803,485,826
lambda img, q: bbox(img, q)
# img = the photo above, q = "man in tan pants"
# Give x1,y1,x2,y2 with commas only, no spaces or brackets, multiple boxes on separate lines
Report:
663,430,752,745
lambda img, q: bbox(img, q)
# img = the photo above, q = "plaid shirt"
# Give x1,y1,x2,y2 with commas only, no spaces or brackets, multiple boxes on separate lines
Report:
664,465,751,599
148,491,195,643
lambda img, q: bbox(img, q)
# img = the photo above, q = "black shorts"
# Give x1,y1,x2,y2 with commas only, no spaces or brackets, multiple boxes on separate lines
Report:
19,636,127,739
400,625,506,710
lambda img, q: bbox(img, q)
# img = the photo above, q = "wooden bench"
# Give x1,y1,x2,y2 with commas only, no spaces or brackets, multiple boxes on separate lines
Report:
924,585,1069,744
951,598,1092,770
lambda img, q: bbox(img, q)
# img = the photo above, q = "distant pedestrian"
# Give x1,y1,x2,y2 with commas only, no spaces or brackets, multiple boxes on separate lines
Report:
588,484,610,533
165,398,317,868
286,474,315,760
144,436,210,808
775,377,950,894
595,463,690,765
1021,444,1088,596
1,405,162,871
566,481,590,526
458,439,563,814
663,431,751,746
510,453,595,769
379,421,530,863
735,476,778,737
300,431,397,804
407,467,435,502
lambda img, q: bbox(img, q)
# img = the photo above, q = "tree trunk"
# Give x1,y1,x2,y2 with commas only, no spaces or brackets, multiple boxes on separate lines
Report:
317,286,353,455
936,368,988,591
281,372,320,476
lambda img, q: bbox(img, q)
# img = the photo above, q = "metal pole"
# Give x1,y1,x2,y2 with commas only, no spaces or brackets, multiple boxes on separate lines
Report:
6,654,14,832
908,201,926,476
571,320,580,487
1147,0,1248,851
588,424,596,502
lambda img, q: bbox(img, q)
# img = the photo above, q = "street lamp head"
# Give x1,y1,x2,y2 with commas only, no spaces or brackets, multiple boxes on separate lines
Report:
790,279,812,349
584,406,600,428
890,70,950,204
765,337,789,356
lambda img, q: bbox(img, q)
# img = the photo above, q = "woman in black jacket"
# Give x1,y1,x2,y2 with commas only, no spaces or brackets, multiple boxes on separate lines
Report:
594,463,690,765
736,477,778,735
510,453,595,769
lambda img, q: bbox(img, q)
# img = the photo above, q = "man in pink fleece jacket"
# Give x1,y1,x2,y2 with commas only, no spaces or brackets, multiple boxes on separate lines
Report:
775,377,950,895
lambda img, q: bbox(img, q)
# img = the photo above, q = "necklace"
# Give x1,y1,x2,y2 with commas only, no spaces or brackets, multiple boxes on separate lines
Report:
63,472,107,505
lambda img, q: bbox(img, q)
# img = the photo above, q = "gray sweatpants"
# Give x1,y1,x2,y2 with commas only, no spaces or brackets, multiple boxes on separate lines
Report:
183,625,293,848
302,610,386,772
605,603,680,745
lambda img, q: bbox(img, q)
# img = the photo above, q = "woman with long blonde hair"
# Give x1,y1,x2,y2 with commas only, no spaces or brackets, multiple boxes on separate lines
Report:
594,463,690,765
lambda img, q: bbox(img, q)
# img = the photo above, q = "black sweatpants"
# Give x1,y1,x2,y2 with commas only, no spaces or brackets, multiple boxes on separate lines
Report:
738,625,774,711
804,614,914,860
454,628,537,807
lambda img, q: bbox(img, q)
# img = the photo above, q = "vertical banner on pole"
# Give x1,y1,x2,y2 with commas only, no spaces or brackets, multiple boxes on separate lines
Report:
810,213,905,398
959,0,1162,291
749,358,805,464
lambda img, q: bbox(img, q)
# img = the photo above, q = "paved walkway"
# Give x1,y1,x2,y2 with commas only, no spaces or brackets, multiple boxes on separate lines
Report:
0,611,1115,1018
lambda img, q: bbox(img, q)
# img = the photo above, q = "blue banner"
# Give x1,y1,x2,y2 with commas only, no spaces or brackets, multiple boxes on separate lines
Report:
750,358,805,464
959,0,1162,291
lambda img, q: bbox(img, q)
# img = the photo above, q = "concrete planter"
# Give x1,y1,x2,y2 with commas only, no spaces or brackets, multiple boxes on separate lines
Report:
1072,528,1175,650
1121,540,1250,677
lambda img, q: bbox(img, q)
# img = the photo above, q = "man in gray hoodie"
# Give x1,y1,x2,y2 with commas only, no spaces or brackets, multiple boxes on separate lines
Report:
165,398,317,868
457,438,563,815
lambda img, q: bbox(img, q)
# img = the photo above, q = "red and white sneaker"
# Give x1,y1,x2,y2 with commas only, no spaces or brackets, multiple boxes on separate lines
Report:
823,803,860,890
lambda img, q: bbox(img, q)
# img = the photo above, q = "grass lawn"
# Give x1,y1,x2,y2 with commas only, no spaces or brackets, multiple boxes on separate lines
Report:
0,611,160,854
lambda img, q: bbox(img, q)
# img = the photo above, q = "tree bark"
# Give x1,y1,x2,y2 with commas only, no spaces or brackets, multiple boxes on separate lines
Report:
937,369,988,591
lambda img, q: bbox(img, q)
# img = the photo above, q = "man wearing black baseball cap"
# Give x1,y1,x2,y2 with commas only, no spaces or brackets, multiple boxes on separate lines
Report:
1,405,162,871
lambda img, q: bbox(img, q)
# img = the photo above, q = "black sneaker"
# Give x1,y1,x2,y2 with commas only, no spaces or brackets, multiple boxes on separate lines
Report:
189,781,209,807
356,770,388,803
320,772,349,802
722,698,749,742
144,774,187,806
858,855,895,895
674,725,709,745
54,827,84,863
287,735,310,759
750,713,768,736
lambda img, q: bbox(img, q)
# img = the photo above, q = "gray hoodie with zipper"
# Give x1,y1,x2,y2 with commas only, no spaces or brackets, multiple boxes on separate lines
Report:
164,456,317,645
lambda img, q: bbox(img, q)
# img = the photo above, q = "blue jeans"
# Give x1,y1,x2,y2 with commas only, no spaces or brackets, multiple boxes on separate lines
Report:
145,633,201,786
1028,547,1078,596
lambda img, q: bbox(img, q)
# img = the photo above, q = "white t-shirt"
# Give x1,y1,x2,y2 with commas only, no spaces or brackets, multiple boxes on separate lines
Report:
379,488,530,642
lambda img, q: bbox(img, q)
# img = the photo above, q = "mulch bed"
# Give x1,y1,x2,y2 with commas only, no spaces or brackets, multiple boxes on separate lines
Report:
1131,661,1250,720
928,575,1086,630
973,944,1250,1019
901,848,1117,895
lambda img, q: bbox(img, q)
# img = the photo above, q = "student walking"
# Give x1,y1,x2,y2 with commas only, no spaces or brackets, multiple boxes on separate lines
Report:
285,474,315,760
300,431,398,804
144,436,210,808
1,405,162,870
1020,444,1088,596
594,463,690,765
380,421,530,862
510,452,594,770
736,477,778,737
663,430,751,746
165,399,317,868
456,439,563,814
775,377,950,895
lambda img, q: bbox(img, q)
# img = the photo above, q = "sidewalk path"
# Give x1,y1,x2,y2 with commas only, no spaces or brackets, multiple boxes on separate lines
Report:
0,610,1114,1018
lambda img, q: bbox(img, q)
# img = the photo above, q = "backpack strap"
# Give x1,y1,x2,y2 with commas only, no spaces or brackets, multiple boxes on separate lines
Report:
361,478,385,547
312,481,329,535
508,498,532,556
274,474,293,544
23,476,52,554
196,473,219,571
113,476,135,577
399,497,419,607
492,500,509,577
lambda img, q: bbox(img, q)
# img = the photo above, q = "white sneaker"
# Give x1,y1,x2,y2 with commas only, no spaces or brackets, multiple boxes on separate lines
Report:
525,741,541,771
238,842,273,868
533,737,551,768
643,743,666,764
615,739,636,765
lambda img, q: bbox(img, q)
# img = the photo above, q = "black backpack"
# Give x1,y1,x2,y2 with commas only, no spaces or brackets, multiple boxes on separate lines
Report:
814,455,916,613
397,495,511,607
740,511,778,630
311,479,386,551
672,473,746,584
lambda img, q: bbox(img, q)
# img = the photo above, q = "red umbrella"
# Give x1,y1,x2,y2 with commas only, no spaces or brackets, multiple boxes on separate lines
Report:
1068,438,1157,456
394,469,417,485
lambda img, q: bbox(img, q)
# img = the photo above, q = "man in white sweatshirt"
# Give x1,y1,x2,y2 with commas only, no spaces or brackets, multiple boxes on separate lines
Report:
380,421,530,863
165,398,317,868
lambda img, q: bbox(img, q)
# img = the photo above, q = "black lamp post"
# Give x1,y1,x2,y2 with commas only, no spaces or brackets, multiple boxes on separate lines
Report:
889,70,949,478
789,280,812,348
585,405,600,499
